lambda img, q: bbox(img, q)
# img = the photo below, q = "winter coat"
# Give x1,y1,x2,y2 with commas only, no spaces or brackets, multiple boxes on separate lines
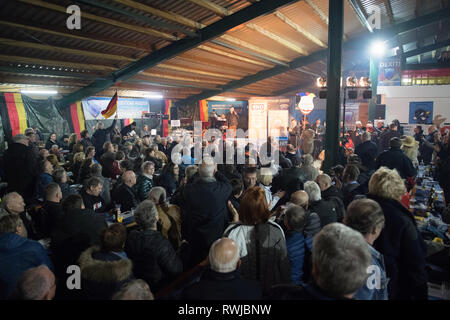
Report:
354,244,389,300
125,229,183,293
355,140,378,170
376,148,416,179
78,246,133,300
135,174,153,201
309,200,337,227
182,172,232,267
36,173,53,200
4,142,38,202
223,221,291,295
0,232,54,299
368,194,428,300
286,230,313,285
92,119,116,159
112,183,138,212
183,268,262,300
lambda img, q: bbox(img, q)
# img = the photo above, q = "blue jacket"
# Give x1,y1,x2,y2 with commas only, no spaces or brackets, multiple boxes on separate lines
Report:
0,232,54,299
354,244,389,300
286,230,313,285
37,173,54,200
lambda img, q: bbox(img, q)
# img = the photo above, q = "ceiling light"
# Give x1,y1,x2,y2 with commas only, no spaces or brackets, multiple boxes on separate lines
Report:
21,89,58,95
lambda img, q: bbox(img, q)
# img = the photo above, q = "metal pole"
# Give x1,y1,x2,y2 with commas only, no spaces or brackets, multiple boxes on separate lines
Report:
323,0,344,172
342,87,347,139
369,56,379,122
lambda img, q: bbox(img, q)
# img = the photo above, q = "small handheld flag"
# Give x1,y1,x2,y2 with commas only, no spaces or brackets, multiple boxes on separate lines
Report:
101,92,118,119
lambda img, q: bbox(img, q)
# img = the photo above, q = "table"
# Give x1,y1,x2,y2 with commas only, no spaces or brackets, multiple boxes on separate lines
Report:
105,211,137,228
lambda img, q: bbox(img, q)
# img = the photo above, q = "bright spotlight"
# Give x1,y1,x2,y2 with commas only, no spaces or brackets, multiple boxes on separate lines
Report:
370,40,386,57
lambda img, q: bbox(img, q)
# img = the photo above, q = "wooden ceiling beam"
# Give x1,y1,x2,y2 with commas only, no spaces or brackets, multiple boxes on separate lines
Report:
115,0,204,29
246,23,308,55
274,11,327,48
0,54,117,72
0,37,136,62
187,0,233,17
220,34,290,62
197,45,274,68
0,20,150,51
0,38,243,80
17,0,178,40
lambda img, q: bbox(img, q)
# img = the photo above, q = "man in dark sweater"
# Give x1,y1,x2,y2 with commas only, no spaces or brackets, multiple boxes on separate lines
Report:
92,114,117,160
112,171,138,212
81,176,108,213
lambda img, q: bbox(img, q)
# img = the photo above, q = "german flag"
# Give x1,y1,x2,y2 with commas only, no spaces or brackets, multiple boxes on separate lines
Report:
163,99,172,137
67,101,86,139
101,92,118,119
199,99,208,122
0,93,28,142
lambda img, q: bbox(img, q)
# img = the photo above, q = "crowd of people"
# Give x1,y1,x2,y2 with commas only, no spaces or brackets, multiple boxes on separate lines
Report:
0,113,449,300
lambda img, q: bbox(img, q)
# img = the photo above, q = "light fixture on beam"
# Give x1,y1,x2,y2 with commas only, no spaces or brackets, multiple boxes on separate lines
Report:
225,98,236,101
144,93,163,99
21,89,58,95
316,76,327,88
370,40,386,57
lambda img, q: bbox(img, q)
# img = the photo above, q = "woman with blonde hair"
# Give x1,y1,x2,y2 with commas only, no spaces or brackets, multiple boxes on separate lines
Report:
71,152,85,181
68,133,78,153
401,136,419,169
367,167,427,300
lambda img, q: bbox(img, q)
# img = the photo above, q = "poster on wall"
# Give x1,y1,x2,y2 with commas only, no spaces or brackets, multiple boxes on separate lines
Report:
268,110,289,138
248,101,268,147
207,100,248,116
409,101,434,124
378,59,401,86
82,97,150,120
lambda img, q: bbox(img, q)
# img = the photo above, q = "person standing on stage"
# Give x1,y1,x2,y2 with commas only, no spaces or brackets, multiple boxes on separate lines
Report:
288,118,301,149
226,107,239,138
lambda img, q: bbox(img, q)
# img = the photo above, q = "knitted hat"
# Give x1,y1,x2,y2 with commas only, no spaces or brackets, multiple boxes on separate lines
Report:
390,137,402,149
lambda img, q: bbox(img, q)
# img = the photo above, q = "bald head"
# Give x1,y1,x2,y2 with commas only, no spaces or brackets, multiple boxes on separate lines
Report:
122,170,136,187
209,238,240,273
2,192,25,215
290,190,309,208
17,265,55,300
316,174,332,191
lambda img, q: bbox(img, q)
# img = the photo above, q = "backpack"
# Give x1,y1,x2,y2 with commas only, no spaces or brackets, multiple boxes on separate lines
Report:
326,196,346,222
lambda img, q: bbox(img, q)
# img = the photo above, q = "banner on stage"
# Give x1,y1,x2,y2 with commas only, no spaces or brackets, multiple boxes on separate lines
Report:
82,97,149,120
378,58,401,86
268,110,289,138
248,101,268,147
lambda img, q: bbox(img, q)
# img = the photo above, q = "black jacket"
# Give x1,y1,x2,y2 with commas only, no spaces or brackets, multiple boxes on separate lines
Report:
120,123,135,137
321,185,343,201
183,268,262,300
355,140,378,170
125,229,183,293
78,246,133,300
309,200,337,227
51,208,107,278
379,130,400,153
376,148,416,179
181,172,232,267
4,142,38,203
267,281,352,300
81,190,107,213
92,119,116,159
42,200,64,235
368,194,428,300
112,183,138,212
